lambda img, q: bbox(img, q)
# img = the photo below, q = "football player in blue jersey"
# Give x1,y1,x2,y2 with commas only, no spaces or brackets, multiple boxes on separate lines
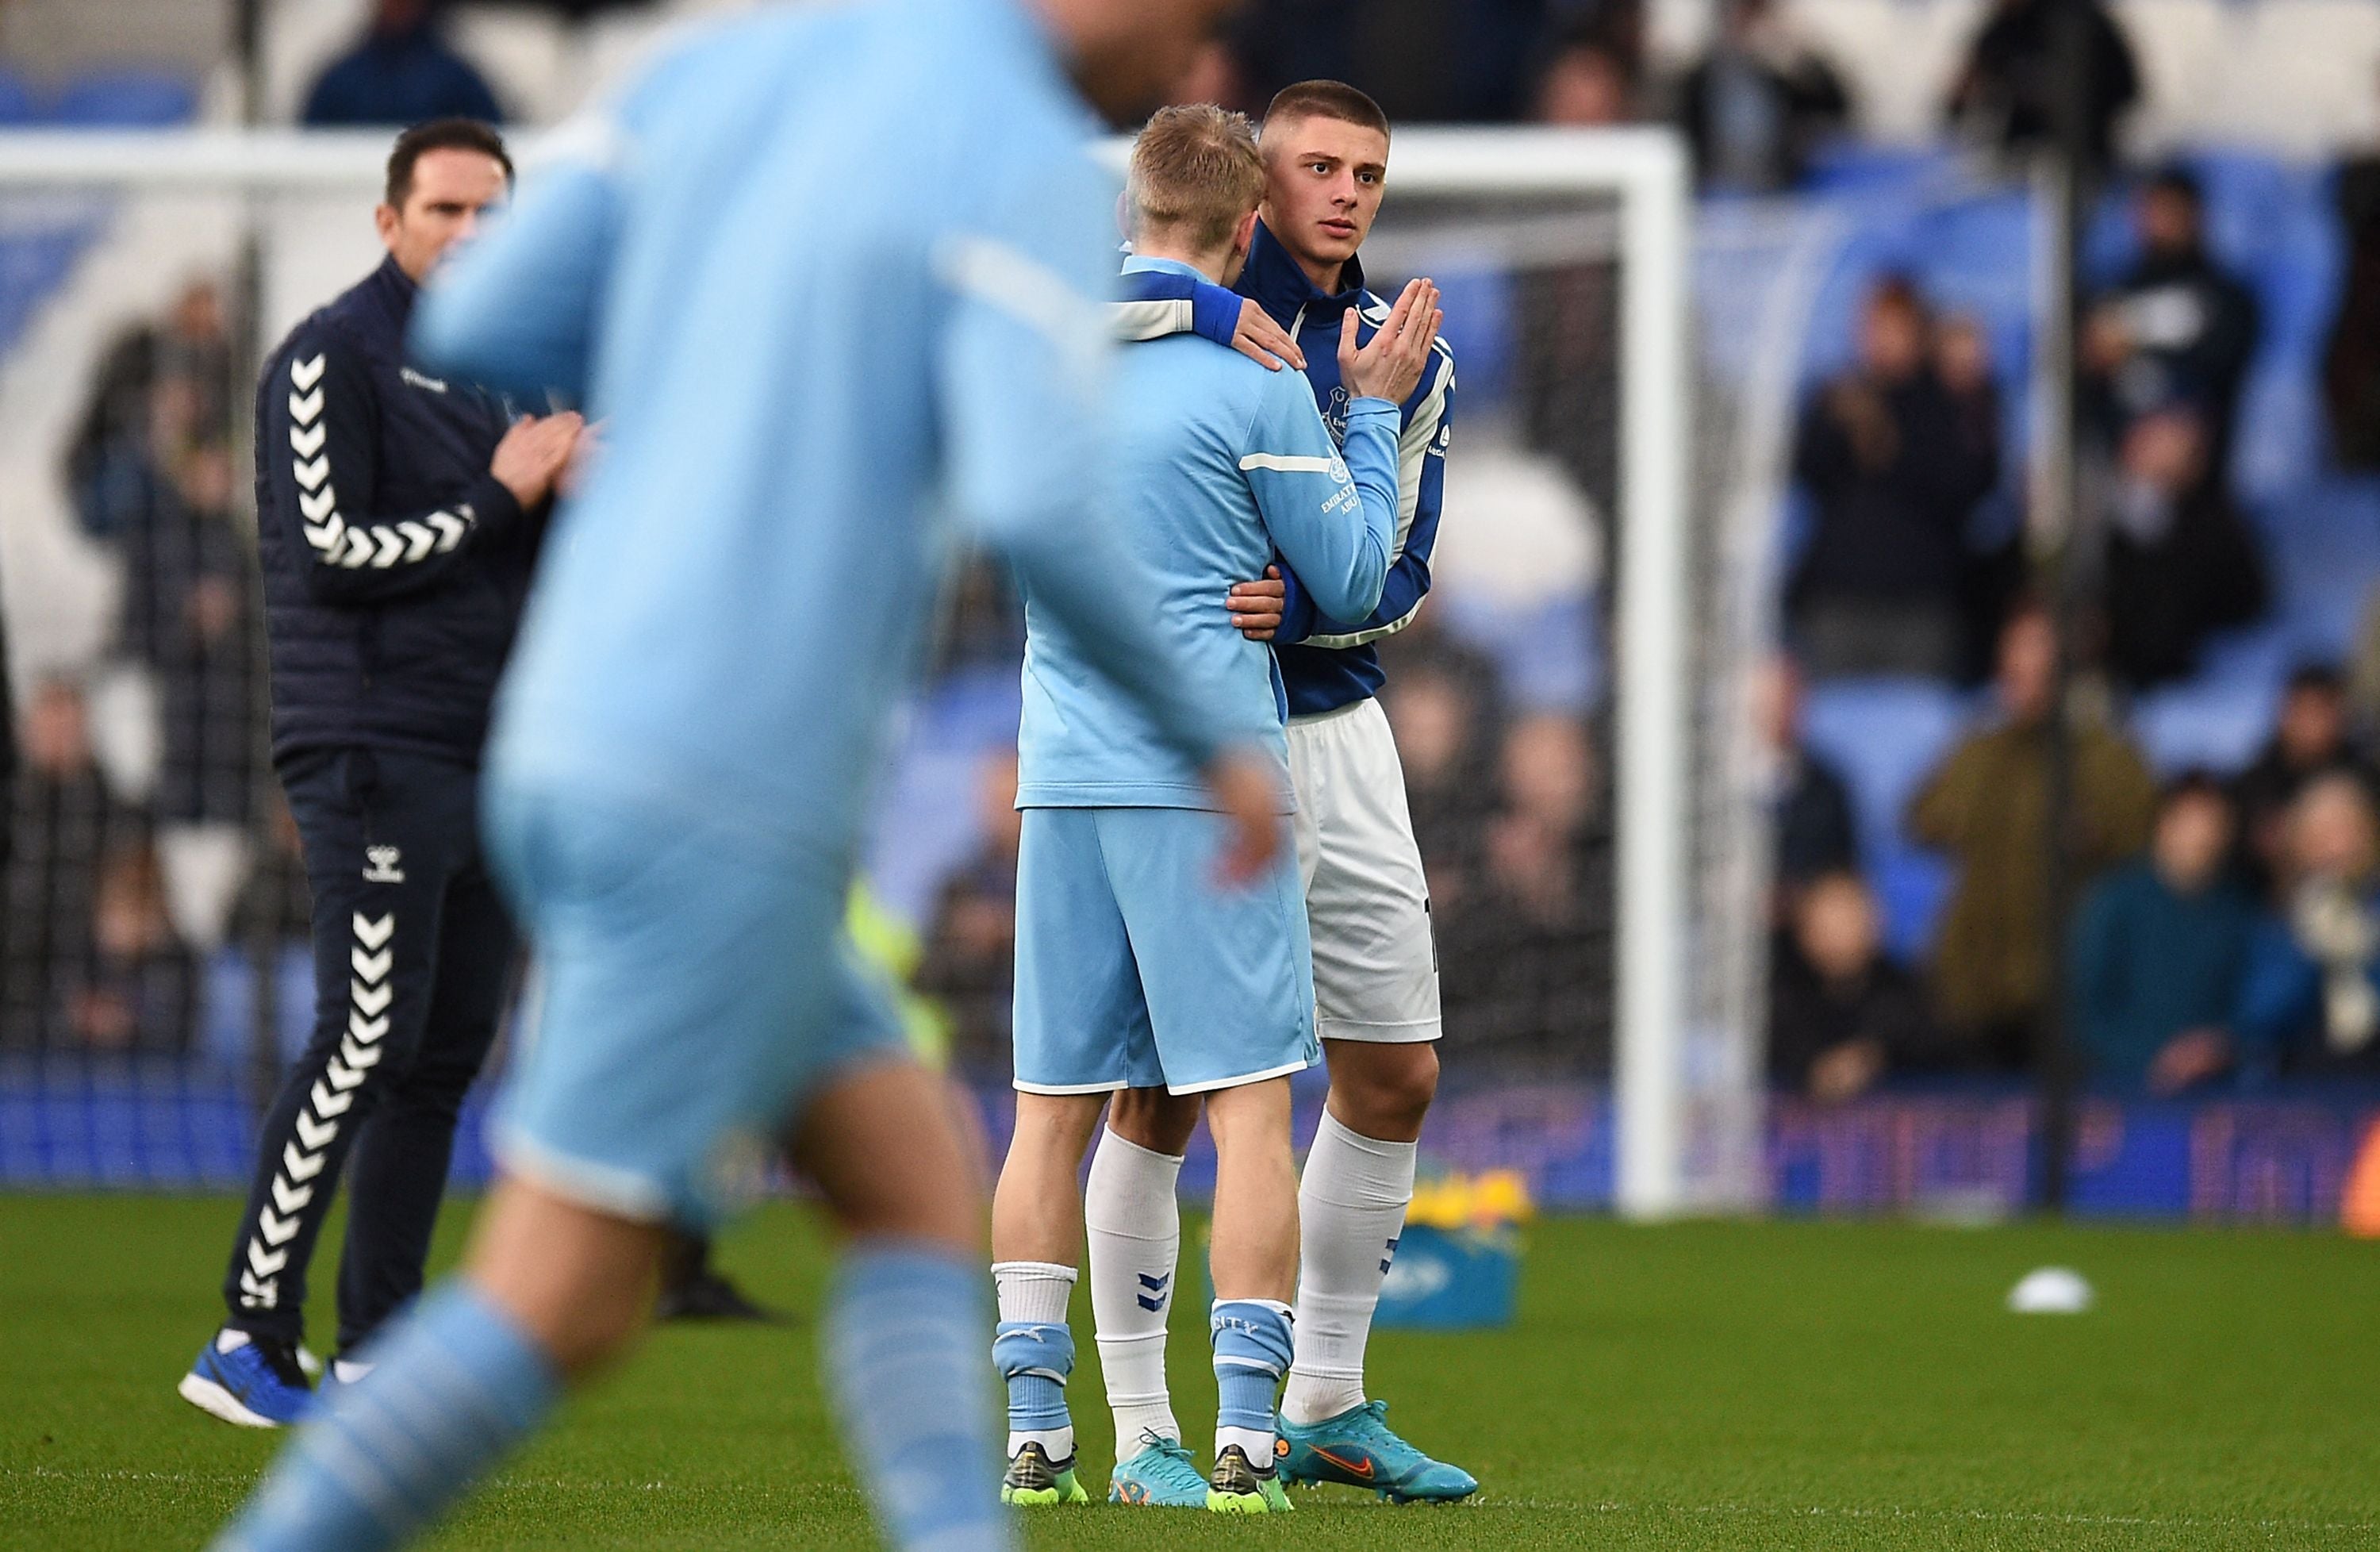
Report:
985,102,1441,1516
204,4,1264,1551
1093,80,1478,1504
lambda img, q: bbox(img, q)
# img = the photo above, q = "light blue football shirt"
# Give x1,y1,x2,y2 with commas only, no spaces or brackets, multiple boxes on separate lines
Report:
412,0,1245,851
1013,255,1402,812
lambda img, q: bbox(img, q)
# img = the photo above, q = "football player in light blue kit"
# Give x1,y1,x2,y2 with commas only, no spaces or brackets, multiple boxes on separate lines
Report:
987,104,1444,1516
204,4,1273,1551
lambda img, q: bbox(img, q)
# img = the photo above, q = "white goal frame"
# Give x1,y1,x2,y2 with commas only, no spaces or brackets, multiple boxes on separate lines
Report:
0,125,1708,1220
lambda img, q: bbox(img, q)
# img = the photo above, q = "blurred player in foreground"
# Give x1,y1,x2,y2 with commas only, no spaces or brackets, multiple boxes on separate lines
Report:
1100,80,1476,1502
988,104,1434,1516
205,2,1268,1550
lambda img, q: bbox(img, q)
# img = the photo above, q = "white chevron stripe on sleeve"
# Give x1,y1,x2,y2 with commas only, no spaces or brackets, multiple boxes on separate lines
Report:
290,421,325,457
289,387,324,424
429,511,469,551
337,529,373,568
291,353,325,391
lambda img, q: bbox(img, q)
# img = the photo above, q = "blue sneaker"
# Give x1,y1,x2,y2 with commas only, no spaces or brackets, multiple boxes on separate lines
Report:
178,1331,313,1428
1107,1432,1210,1507
1276,1399,1479,1504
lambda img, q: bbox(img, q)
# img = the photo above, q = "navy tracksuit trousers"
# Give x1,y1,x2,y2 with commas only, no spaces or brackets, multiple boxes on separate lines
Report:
221,747,516,1354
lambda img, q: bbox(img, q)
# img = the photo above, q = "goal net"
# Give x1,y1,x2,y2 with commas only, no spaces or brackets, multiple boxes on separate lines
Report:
0,127,1756,1217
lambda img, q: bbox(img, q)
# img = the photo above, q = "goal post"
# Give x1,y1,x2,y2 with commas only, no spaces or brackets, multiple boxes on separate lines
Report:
0,125,1732,1219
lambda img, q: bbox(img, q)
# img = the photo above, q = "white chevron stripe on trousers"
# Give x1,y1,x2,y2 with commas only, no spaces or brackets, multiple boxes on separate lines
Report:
237,910,396,1310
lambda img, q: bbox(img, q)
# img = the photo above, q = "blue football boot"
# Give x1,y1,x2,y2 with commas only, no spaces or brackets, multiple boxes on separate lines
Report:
1107,1432,1211,1507
178,1331,313,1428
1276,1399,1479,1503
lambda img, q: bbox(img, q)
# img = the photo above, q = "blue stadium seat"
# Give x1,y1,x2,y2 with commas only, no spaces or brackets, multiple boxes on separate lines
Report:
49,68,198,128
2131,627,2286,775
0,68,38,125
1798,676,1971,961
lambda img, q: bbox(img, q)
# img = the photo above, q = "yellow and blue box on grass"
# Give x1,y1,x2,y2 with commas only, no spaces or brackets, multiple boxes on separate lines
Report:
1374,1170,1531,1331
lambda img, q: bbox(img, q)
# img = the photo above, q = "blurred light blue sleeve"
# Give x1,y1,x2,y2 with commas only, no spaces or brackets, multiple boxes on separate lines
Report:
935,233,1254,770
412,118,624,406
1240,370,1398,624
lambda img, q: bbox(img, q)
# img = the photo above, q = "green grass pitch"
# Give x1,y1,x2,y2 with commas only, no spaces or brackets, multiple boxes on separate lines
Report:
2,1196,2374,1549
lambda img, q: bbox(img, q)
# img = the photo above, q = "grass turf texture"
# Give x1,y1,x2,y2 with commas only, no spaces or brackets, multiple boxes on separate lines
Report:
2,1199,2373,1550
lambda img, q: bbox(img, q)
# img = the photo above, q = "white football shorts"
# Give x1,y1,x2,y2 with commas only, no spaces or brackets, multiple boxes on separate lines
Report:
1285,696,1442,1043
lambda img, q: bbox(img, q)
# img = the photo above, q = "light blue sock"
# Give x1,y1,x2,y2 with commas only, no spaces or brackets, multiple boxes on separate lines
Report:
827,1243,1014,1552
1211,1298,1295,1463
212,1283,557,1552
991,1319,1073,1452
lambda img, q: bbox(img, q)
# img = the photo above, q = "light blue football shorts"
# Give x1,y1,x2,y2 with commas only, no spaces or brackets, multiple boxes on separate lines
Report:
481,769,908,1231
1012,805,1319,1096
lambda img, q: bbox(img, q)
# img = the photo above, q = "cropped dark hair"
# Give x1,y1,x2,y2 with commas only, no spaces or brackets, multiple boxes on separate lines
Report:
385,118,512,208
1261,79,1392,143
2159,769,2231,816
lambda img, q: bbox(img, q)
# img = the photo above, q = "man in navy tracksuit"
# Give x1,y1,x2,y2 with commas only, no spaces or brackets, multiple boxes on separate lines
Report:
178,118,585,1427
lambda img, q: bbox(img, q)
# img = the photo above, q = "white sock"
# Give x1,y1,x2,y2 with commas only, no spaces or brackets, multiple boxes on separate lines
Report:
1218,1424,1275,1463
1084,1128,1184,1449
993,1260,1077,1460
1281,1110,1417,1427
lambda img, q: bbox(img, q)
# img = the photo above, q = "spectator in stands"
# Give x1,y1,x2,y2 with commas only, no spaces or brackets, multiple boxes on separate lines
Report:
1909,605,2159,1070
912,751,1023,1078
1676,0,1850,193
0,678,166,1050
2233,665,2370,897
1938,312,2026,683
66,280,232,542
1379,627,1505,912
1530,23,1643,128
2324,111,2380,471
2236,771,2380,1078
71,838,197,1053
2067,774,2253,1093
1768,870,1933,1101
1942,0,2139,173
1514,30,1630,520
121,375,263,955
2084,167,2260,486
1438,713,1614,1074
2094,403,2266,689
1788,275,2001,678
1754,654,1859,912
301,0,504,129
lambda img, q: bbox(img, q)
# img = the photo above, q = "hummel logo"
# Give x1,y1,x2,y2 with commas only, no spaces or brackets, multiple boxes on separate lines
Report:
1136,1271,1171,1312
1380,1235,1399,1275
400,367,449,394
363,846,405,884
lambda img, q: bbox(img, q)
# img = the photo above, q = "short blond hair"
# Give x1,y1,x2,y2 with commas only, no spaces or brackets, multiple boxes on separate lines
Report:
1127,104,1265,253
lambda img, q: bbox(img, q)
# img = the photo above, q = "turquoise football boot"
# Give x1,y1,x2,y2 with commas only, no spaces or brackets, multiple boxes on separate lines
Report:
1107,1432,1210,1507
1276,1399,1479,1503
